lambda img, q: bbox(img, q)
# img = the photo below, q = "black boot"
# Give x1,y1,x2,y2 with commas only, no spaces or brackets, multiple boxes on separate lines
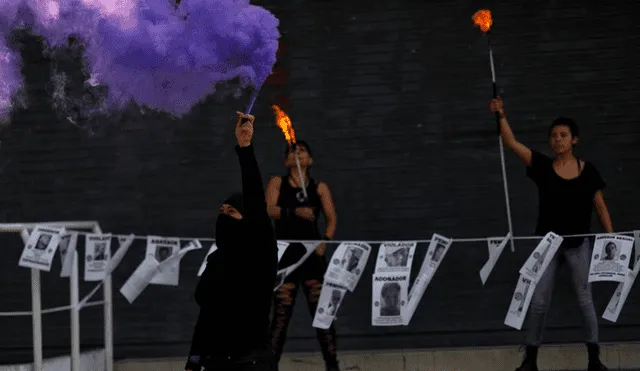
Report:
587,343,608,371
325,361,340,371
515,345,539,371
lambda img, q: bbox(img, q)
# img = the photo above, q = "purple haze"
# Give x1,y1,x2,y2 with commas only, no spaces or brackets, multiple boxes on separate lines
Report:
0,41,22,123
0,0,280,118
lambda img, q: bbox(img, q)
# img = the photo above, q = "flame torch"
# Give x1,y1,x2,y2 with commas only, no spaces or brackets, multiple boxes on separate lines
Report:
272,105,308,200
473,9,515,252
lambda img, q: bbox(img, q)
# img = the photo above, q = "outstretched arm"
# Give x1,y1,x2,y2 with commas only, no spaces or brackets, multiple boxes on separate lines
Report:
234,112,274,241
490,97,533,167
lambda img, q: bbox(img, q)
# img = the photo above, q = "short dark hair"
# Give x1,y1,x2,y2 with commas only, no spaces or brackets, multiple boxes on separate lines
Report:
284,140,313,158
548,117,579,138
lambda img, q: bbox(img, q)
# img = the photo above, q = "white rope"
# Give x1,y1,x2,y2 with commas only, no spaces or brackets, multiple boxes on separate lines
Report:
0,300,103,316
13,229,632,244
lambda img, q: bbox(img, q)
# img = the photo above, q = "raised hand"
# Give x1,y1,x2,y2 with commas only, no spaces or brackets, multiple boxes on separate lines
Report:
235,111,255,147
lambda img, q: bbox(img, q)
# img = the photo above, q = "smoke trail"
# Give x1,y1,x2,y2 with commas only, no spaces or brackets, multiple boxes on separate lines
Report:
0,41,23,123
0,0,280,120
79,0,280,115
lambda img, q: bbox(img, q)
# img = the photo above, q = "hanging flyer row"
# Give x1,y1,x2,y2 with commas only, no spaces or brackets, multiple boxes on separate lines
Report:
15,226,640,328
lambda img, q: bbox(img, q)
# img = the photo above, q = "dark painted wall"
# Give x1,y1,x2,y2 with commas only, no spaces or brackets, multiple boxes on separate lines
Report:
1,0,639,365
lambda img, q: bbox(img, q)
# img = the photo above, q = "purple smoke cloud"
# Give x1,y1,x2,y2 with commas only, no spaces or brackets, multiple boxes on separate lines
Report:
0,0,280,119
0,40,22,123
81,0,280,115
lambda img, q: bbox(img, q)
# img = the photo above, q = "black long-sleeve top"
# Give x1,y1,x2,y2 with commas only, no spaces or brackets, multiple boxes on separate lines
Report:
185,144,278,371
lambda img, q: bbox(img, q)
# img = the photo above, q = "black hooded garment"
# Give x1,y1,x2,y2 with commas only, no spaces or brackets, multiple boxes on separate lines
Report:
186,144,278,369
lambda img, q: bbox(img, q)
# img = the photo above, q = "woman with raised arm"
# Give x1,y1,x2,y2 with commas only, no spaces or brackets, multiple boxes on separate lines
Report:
185,112,278,371
265,141,340,371
490,97,612,371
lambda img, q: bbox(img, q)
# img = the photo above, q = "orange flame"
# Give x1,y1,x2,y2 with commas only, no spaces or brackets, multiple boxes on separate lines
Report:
472,9,493,33
272,105,296,146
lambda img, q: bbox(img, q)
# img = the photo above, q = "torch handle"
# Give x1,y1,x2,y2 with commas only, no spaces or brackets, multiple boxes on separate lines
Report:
294,153,309,200
245,82,264,115
492,82,500,135
488,33,500,136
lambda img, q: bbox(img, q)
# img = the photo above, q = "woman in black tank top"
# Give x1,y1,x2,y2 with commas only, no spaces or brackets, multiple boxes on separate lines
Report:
265,140,340,371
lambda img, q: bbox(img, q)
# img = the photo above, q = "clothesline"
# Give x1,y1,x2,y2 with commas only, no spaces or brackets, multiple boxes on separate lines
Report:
15,228,637,245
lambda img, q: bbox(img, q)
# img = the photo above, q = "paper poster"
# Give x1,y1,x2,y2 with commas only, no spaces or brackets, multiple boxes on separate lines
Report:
419,234,453,277
504,274,536,330
120,239,202,303
312,281,348,329
519,232,563,282
374,241,416,276
602,270,635,323
589,234,634,283
147,236,182,286
84,234,112,281
197,243,218,277
411,234,452,291
18,226,63,272
371,272,409,326
106,234,135,275
278,242,320,285
634,231,640,267
277,241,290,262
59,231,78,277
479,232,511,285
403,272,432,325
325,242,371,292
274,268,287,291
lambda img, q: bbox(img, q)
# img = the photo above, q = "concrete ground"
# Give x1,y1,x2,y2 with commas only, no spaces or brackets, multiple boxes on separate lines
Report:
115,343,640,371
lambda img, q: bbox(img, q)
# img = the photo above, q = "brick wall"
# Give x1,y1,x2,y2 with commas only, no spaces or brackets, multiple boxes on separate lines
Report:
0,0,639,364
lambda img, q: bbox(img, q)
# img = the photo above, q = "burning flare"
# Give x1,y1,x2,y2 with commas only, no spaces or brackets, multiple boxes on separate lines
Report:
472,9,493,33
272,104,296,146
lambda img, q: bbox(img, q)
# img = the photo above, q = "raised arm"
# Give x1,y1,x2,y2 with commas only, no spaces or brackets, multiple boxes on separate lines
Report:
234,112,273,238
490,97,533,167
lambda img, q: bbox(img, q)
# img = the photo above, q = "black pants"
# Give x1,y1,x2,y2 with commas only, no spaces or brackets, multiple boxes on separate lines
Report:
203,348,275,371
270,246,338,367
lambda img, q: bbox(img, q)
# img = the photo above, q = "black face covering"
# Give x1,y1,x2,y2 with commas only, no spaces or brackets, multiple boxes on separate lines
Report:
215,213,245,250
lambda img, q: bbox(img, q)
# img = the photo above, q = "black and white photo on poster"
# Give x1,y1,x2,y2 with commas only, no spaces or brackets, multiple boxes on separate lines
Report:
371,272,408,326
84,233,112,281
589,234,634,283
313,281,348,329
197,243,218,277
479,232,511,285
146,236,181,286
504,274,536,330
374,241,416,276
120,239,201,303
519,232,563,282
325,242,371,292
59,231,78,277
105,234,135,275
18,226,63,272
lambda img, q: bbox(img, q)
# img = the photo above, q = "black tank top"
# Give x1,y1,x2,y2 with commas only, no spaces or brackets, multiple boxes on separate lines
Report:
274,175,322,239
